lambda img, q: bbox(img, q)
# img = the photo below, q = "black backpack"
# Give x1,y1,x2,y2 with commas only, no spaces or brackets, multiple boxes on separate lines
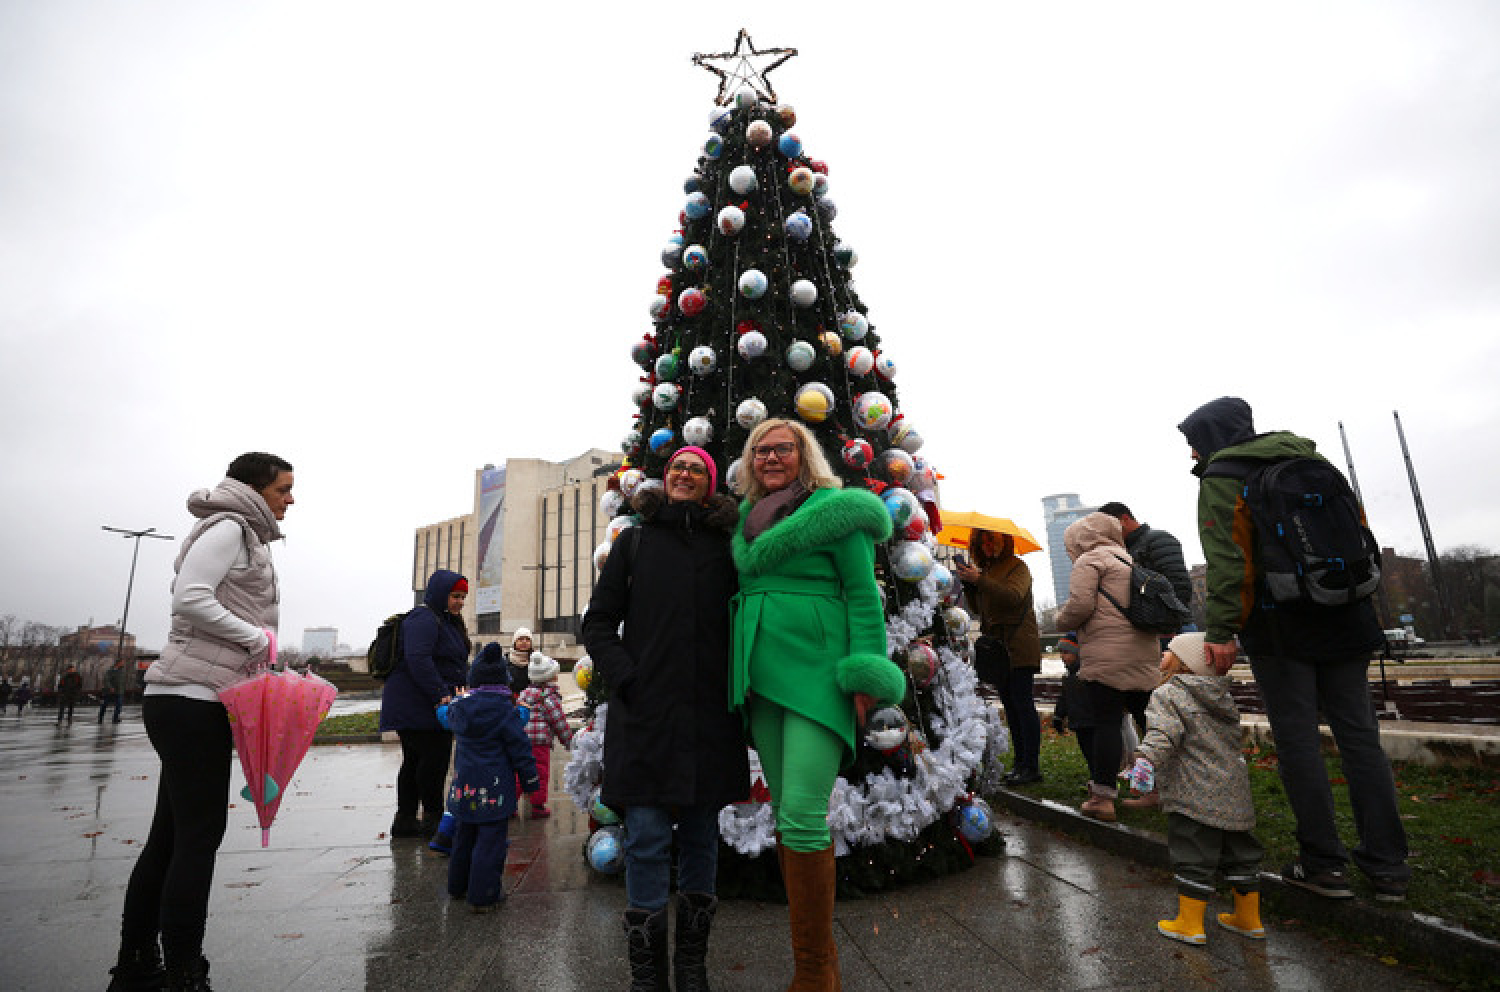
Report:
1204,456,1381,607
1097,554,1193,636
367,606,424,680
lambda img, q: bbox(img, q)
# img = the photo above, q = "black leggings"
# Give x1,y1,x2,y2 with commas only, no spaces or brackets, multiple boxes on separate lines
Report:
396,728,453,821
119,695,233,968
1083,680,1152,788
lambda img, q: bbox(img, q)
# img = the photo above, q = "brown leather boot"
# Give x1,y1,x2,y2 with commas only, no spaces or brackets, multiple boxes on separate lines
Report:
780,844,842,991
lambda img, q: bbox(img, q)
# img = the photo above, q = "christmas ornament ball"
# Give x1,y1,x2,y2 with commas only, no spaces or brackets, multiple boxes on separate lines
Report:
930,563,954,598
649,295,670,320
677,287,706,317
620,430,641,456
778,131,803,158
654,353,679,381
793,382,836,423
834,242,859,268
846,346,875,377
841,438,874,471
817,330,843,357
789,279,817,307
788,167,815,195
590,787,620,826
587,826,625,874
682,176,701,195
682,416,713,446
875,352,898,381
877,448,916,486
661,244,682,269
838,311,869,340
618,468,645,499
703,133,724,160
592,540,612,571
955,799,995,843
735,397,768,430
776,104,797,127
600,489,624,518
853,391,894,431
865,707,910,752
735,88,758,110
737,330,768,360
606,515,634,542
682,244,708,270
573,656,595,693
648,427,675,453
899,426,925,454
688,344,717,376
784,210,813,242
882,488,921,529
709,105,732,132
631,339,656,369
943,606,972,637
905,642,939,688
891,541,935,582
815,197,837,222
785,339,816,372
724,457,744,492
717,205,745,236
631,384,652,408
812,173,830,197
738,268,769,299
684,191,711,219
747,119,773,147
729,165,758,195
651,383,680,412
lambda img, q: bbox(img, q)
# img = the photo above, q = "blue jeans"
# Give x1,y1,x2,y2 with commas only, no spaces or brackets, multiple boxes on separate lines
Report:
622,805,722,911
1250,654,1409,883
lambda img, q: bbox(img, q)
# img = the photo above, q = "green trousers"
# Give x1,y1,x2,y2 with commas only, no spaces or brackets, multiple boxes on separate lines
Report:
749,699,843,852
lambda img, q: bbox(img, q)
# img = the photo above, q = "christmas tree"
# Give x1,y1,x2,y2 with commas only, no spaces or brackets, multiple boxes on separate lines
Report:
565,31,1007,897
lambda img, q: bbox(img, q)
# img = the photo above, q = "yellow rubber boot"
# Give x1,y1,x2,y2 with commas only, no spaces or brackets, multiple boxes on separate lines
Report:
1157,895,1208,945
1217,889,1266,939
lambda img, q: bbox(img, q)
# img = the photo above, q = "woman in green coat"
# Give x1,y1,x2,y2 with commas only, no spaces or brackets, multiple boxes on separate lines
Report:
731,418,906,991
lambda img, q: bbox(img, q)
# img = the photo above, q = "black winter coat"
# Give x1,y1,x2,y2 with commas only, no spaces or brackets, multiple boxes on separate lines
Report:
1124,523,1194,610
583,490,750,809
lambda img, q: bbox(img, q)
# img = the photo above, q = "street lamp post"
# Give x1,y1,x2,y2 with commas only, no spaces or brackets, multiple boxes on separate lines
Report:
101,526,174,669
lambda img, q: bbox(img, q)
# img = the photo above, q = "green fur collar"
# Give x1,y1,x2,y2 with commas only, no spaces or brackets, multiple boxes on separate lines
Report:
734,486,892,575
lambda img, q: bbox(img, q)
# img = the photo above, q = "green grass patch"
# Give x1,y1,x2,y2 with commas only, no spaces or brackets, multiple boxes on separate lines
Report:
1006,726,1500,941
314,711,379,737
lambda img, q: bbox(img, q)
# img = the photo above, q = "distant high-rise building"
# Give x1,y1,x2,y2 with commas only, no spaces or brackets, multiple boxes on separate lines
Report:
1041,493,1097,612
302,627,338,658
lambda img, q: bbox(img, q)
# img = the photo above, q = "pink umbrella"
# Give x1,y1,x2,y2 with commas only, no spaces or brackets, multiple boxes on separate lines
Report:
219,632,339,847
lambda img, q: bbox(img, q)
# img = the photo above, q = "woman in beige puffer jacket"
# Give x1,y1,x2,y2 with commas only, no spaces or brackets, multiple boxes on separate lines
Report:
1055,511,1160,820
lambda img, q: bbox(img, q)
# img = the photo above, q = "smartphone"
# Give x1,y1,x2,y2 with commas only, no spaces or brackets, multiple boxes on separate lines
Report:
953,554,969,568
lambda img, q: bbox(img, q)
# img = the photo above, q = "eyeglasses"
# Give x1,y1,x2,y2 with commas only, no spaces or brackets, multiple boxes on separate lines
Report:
667,462,708,478
752,442,796,461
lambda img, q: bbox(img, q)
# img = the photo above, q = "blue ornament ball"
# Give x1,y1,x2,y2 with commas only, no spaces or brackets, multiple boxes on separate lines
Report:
661,244,683,269
682,244,708,270
784,211,813,242
778,132,803,158
683,175,702,195
709,105,733,133
703,133,724,160
684,192,711,220
587,826,625,874
955,799,994,843
649,427,676,453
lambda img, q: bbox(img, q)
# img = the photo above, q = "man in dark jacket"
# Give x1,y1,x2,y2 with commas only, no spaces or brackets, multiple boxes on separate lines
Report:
1178,396,1409,904
1097,502,1193,617
56,664,83,724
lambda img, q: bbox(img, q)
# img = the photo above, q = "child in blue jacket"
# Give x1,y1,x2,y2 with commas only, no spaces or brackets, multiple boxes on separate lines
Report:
442,653,540,912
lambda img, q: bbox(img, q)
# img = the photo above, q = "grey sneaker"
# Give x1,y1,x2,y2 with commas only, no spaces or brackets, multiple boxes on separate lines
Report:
1282,861,1354,899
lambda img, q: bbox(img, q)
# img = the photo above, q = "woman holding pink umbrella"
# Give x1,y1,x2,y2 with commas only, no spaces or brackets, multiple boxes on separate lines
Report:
108,452,293,992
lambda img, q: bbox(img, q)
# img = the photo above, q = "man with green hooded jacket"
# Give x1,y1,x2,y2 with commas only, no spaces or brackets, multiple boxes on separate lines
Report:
1178,396,1409,905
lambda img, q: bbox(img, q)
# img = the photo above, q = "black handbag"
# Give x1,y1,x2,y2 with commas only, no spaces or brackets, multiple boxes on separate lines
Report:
973,633,1012,687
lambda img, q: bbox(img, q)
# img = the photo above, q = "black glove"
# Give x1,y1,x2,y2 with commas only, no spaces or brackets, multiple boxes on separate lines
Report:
1051,714,1066,735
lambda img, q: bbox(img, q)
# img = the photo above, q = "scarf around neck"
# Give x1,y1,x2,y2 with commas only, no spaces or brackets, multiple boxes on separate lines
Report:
743,480,810,542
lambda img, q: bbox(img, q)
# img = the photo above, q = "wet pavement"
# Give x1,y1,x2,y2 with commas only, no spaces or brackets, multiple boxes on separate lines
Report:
0,706,1461,991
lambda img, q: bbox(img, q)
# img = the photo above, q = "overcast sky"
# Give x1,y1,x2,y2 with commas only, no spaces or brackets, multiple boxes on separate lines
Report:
3,1,1497,650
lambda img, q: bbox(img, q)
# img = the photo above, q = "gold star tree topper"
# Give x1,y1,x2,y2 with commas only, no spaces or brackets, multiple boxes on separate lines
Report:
692,29,798,106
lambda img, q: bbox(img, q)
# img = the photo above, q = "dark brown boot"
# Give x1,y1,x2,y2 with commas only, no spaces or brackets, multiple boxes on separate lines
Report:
674,892,717,992
780,844,841,991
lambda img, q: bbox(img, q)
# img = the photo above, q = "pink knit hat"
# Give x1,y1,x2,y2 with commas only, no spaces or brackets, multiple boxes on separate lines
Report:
668,446,718,496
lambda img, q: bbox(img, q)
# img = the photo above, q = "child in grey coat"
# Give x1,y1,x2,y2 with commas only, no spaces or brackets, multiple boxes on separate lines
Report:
1126,632,1264,946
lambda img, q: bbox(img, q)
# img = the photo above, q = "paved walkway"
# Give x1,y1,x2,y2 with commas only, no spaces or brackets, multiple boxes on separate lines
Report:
0,707,1466,991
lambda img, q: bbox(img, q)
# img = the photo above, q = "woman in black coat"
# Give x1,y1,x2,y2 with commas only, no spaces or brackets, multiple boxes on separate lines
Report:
379,568,471,840
583,446,749,992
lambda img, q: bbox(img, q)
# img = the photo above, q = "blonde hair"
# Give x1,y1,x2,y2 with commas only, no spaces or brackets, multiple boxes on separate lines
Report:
736,418,843,503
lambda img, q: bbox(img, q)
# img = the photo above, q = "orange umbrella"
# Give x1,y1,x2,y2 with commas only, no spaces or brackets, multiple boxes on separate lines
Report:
935,510,1042,555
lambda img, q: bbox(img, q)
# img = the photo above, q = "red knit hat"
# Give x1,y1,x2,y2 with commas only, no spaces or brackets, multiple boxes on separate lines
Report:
451,577,469,594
